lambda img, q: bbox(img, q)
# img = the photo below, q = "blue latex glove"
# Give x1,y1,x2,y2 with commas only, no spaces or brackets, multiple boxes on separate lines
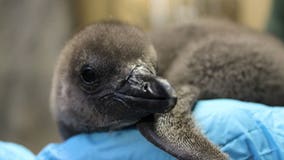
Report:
193,99,284,160
36,129,175,160
1,99,284,160
0,141,35,160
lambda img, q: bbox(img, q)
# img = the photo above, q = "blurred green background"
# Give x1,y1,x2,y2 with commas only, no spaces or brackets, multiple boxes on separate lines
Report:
0,0,282,153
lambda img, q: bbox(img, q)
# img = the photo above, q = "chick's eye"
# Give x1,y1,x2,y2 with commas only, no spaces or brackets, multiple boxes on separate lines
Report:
80,66,96,84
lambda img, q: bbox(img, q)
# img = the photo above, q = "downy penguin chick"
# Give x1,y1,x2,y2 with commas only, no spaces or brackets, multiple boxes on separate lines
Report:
50,21,177,139
152,19,284,105
138,19,284,160
51,20,284,160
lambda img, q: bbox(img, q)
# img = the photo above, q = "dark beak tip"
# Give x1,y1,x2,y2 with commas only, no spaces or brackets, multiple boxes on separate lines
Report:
153,77,177,98
169,96,178,107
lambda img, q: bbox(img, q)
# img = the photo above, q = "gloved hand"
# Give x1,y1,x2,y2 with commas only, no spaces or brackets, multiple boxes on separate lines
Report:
0,141,35,160
193,99,284,160
1,99,284,160
36,128,175,160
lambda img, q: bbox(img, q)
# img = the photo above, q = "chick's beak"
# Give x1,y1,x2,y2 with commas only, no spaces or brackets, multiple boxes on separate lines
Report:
115,66,177,113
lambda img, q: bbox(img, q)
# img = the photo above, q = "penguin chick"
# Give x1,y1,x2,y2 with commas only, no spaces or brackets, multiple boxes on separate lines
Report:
137,19,284,160
152,19,284,105
51,21,226,160
50,21,177,139
51,20,284,160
